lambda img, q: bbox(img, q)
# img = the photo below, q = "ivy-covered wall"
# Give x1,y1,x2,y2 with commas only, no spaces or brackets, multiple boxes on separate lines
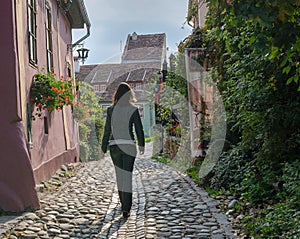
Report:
180,0,300,237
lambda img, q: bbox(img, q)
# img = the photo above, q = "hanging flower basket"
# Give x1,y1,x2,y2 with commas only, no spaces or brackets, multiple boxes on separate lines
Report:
30,72,75,120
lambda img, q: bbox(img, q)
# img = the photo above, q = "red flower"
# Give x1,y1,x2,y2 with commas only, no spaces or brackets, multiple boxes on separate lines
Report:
51,87,58,92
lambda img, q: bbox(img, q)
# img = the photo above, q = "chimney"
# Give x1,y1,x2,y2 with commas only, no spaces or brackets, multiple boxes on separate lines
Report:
132,32,138,41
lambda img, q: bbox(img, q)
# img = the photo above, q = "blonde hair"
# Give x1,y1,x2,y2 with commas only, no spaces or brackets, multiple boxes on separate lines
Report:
112,82,136,104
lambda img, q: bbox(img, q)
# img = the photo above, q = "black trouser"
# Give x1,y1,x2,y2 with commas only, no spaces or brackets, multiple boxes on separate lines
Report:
109,145,136,212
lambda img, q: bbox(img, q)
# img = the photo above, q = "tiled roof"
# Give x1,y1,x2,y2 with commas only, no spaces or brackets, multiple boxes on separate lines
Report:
78,62,161,84
76,64,98,82
100,67,158,102
126,32,166,50
76,32,166,103
80,64,121,84
122,33,166,63
78,62,160,102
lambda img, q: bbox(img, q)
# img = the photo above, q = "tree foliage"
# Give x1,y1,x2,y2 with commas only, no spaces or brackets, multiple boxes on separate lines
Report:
73,81,103,161
192,0,300,237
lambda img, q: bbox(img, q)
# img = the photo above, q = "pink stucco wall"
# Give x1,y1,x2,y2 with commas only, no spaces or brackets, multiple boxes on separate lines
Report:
0,0,39,212
29,0,79,184
0,0,79,212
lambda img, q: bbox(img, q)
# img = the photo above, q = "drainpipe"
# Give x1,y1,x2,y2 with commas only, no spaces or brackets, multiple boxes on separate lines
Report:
72,0,91,48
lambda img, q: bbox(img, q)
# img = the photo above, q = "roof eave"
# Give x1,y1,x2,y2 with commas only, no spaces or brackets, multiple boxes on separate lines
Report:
67,0,91,29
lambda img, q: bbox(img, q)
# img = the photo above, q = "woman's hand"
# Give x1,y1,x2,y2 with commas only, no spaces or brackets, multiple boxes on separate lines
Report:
139,146,145,155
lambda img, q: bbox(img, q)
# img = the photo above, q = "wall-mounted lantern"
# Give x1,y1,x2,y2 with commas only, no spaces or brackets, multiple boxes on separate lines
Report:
77,47,89,64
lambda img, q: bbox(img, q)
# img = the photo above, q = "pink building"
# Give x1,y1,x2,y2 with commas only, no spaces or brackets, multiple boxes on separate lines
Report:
0,0,90,212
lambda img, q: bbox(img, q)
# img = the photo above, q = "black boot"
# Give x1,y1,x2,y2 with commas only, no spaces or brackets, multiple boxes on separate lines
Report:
122,211,130,218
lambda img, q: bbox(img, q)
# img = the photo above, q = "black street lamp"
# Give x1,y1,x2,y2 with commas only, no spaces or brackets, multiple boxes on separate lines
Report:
77,47,90,64
162,59,167,82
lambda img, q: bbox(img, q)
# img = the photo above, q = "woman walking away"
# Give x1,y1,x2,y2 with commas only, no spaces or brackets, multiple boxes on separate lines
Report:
101,82,145,218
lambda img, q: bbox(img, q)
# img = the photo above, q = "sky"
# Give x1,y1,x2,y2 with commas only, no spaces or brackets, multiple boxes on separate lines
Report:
72,0,192,65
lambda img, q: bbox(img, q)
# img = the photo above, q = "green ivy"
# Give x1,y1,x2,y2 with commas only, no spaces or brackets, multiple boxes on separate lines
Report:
191,0,300,237
242,203,300,238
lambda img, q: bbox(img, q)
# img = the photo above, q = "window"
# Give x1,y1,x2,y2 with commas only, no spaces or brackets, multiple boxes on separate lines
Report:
28,0,37,65
100,84,106,92
94,84,100,92
45,3,53,72
128,82,143,91
94,84,106,92
135,83,142,91
129,83,135,89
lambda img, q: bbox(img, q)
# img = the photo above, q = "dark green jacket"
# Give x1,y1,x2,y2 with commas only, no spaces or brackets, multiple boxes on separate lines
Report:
101,104,145,153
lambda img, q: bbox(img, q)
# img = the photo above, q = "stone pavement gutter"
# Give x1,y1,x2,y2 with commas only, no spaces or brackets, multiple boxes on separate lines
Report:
0,150,235,239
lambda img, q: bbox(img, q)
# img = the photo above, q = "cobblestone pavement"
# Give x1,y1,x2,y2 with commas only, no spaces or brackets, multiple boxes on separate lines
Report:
1,144,235,239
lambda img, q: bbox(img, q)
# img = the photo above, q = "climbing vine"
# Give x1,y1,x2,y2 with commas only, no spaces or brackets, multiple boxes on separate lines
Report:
185,0,300,238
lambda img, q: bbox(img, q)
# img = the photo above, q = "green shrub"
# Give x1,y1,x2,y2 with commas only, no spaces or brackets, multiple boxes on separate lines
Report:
145,137,152,143
152,154,171,164
84,118,101,160
152,126,164,154
79,141,90,162
185,160,202,183
95,117,105,144
282,160,300,208
79,123,90,141
206,147,247,191
242,203,300,239
78,117,104,161
164,137,180,159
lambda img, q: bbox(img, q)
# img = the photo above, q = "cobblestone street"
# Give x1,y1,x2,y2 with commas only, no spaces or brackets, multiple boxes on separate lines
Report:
1,144,234,239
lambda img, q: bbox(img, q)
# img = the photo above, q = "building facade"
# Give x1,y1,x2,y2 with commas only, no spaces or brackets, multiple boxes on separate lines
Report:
78,32,167,137
0,0,90,212
185,0,214,159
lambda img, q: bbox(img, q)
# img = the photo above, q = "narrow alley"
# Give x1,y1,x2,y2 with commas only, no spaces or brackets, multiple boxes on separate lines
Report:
1,144,234,239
